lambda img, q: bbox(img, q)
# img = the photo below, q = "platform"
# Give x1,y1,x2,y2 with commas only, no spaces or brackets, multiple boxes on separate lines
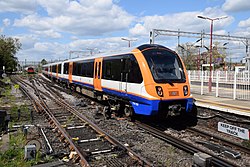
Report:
193,93,250,117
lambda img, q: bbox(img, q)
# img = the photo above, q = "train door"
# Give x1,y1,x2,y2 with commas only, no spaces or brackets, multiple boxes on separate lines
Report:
120,56,130,93
68,62,73,83
94,58,103,91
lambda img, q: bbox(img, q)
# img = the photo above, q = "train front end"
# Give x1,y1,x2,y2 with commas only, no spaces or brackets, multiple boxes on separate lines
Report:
133,44,194,117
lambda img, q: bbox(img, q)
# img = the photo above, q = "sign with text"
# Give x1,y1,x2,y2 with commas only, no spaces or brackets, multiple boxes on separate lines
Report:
218,122,249,140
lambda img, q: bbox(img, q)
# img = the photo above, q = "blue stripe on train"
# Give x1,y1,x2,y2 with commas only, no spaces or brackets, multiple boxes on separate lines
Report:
102,88,194,115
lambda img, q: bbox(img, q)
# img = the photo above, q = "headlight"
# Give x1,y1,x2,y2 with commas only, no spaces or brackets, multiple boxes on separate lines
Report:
156,86,164,97
183,85,188,96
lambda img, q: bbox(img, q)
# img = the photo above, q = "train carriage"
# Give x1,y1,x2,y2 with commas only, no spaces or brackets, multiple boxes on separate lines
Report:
42,44,195,118
27,67,35,74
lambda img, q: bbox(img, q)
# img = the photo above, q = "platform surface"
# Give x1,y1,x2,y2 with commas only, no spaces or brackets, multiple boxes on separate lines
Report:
193,93,250,117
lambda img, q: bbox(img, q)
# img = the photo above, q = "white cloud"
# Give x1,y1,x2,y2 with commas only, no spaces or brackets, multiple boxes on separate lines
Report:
68,37,127,51
234,17,250,38
3,19,11,27
129,23,147,36
222,0,250,12
16,35,39,50
14,14,52,31
13,0,134,36
234,27,250,38
238,17,250,27
16,36,137,62
32,29,62,38
18,42,68,62
129,7,233,37
0,0,37,14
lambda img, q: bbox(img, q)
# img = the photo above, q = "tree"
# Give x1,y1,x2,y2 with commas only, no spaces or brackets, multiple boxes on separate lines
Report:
41,59,48,65
0,35,22,73
177,43,199,70
177,41,227,70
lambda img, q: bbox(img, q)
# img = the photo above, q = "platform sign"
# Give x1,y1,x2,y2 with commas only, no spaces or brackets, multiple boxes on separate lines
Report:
218,122,249,140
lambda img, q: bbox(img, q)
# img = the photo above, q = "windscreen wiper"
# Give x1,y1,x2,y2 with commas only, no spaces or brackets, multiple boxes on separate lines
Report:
162,79,174,86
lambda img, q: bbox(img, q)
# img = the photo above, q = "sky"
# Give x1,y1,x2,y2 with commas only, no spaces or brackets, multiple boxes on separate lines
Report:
0,0,250,63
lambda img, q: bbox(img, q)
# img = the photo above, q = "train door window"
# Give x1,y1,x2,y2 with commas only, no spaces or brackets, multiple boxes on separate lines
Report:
64,63,69,74
94,62,98,78
98,62,101,79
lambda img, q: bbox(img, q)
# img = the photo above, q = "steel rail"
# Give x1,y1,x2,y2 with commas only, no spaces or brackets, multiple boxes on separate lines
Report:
31,79,91,167
40,80,153,167
187,127,250,155
135,121,239,167
11,76,90,167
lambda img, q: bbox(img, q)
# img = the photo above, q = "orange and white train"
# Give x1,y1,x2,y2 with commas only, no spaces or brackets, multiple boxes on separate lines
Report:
42,44,195,118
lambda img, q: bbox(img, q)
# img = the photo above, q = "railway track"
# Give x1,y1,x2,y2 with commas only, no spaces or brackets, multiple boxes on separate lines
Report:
39,75,250,167
135,121,248,167
15,75,250,166
187,127,250,156
11,76,153,167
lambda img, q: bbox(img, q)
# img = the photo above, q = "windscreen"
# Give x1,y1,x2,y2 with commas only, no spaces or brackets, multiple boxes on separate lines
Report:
143,49,186,83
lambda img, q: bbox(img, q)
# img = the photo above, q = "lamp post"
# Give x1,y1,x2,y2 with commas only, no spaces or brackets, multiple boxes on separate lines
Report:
197,15,227,92
121,38,137,47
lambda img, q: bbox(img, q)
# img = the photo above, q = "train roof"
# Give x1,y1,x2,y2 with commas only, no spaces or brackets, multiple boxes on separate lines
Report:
42,44,170,67
42,61,64,67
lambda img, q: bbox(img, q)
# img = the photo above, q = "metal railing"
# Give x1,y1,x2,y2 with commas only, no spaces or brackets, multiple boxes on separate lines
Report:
188,70,250,100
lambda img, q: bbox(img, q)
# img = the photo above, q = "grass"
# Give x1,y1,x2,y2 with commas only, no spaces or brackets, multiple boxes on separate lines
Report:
0,79,15,106
9,104,31,123
0,130,42,167
0,77,46,166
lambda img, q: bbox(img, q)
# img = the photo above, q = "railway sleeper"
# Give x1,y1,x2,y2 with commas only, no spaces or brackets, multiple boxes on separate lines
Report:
72,154,80,163
78,138,101,143
66,125,86,129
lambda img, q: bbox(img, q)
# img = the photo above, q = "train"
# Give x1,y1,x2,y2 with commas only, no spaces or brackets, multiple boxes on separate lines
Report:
26,66,35,74
42,44,195,119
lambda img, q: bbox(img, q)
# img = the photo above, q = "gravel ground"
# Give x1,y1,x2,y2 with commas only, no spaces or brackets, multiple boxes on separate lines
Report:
61,92,194,167
13,76,250,167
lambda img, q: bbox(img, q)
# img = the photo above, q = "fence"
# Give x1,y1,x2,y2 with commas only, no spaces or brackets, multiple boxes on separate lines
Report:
188,70,250,100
